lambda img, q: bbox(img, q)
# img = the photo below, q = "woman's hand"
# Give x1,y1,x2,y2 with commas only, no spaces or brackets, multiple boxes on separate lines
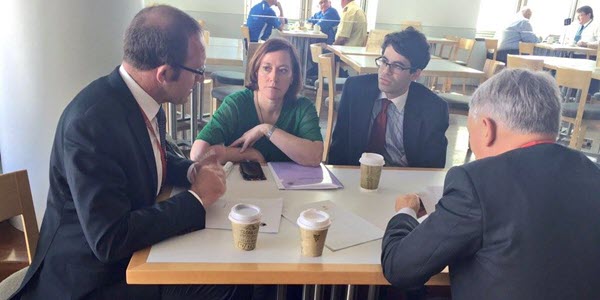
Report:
230,124,270,152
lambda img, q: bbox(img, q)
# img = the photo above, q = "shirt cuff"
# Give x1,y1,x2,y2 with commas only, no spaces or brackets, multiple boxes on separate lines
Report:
187,163,198,184
187,190,204,207
396,207,417,220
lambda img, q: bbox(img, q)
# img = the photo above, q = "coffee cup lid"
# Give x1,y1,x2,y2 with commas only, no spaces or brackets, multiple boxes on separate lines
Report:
359,152,385,166
229,203,261,224
297,209,331,230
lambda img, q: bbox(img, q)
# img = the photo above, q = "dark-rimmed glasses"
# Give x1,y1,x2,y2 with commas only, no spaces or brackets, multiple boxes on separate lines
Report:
174,63,205,76
375,56,415,74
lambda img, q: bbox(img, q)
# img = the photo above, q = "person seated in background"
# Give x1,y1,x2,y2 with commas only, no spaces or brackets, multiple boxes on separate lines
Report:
570,5,600,48
381,69,600,300
496,7,540,62
247,0,285,42
307,0,340,45
191,38,323,167
329,28,449,168
333,0,367,46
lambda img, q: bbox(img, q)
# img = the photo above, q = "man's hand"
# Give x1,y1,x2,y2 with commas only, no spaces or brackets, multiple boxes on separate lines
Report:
395,194,421,212
577,41,588,47
236,147,266,163
190,163,226,207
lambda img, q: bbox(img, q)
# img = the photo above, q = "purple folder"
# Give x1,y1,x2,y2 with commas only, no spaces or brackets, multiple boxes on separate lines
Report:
267,162,344,190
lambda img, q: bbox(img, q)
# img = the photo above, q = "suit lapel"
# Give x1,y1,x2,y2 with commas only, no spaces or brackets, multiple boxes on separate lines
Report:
355,75,381,152
403,82,422,165
108,67,158,195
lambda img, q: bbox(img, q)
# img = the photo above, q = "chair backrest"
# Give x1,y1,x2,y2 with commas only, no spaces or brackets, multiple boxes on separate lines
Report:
365,29,392,53
310,43,324,64
241,24,251,50
596,47,600,68
451,38,476,64
316,53,338,162
506,55,544,71
400,20,422,31
244,42,262,86
555,67,592,149
203,31,210,46
518,42,535,55
0,170,39,263
484,38,498,60
483,59,505,80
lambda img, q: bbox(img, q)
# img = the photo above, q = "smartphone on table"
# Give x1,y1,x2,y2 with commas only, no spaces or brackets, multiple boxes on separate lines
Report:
239,161,266,181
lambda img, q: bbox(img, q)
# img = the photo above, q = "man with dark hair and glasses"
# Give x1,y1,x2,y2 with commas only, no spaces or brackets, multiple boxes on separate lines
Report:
11,5,246,300
329,28,449,168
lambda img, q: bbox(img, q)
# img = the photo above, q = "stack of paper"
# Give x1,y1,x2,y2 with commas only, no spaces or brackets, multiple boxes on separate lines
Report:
268,162,343,190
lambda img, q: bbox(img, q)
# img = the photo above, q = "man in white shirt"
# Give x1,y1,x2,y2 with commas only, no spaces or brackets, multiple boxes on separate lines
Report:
13,5,245,300
571,5,600,48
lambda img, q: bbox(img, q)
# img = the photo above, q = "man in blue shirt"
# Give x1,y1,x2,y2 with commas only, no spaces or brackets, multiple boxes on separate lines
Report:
496,7,540,62
247,0,285,42
307,0,340,44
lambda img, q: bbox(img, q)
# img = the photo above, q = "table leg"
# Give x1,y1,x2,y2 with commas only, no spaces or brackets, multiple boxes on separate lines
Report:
302,284,314,300
345,284,355,300
276,285,287,300
367,285,379,300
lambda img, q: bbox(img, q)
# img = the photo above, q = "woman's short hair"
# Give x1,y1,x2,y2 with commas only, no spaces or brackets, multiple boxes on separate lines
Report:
246,38,302,100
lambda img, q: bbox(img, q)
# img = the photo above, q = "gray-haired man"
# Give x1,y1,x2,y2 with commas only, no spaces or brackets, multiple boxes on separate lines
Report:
382,69,600,300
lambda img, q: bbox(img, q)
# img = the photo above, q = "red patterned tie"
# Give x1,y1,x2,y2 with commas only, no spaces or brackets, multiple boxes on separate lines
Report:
366,99,392,154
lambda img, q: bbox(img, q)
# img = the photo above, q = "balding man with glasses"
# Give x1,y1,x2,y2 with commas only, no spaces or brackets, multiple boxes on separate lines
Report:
329,28,449,168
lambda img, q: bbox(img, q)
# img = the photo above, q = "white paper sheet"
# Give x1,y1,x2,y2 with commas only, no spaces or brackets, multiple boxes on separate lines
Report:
205,198,283,233
418,186,443,214
282,200,383,251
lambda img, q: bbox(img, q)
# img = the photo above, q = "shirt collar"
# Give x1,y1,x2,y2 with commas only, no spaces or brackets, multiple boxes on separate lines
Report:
379,87,409,111
583,19,593,27
119,65,160,121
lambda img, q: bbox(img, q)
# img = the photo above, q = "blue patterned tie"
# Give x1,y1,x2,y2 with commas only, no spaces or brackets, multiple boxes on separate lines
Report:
575,25,584,43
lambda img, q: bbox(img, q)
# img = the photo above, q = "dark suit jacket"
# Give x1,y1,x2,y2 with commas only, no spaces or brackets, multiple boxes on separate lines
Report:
328,74,448,168
13,67,206,299
382,144,600,300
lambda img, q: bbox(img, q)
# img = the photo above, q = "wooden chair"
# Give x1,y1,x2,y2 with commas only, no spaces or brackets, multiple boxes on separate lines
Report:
400,20,422,32
438,59,505,163
365,29,392,53
0,170,39,298
316,53,343,162
450,38,476,66
484,38,498,61
506,55,544,71
518,42,536,55
241,24,251,51
556,67,600,150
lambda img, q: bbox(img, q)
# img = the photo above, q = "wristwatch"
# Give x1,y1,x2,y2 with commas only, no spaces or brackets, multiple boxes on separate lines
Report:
265,125,277,140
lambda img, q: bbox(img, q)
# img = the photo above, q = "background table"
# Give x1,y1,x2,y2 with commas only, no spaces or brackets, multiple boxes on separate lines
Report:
280,30,327,87
535,43,596,58
127,165,449,286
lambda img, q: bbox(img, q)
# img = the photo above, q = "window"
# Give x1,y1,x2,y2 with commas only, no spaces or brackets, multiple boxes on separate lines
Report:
476,0,519,32
528,0,574,37
246,0,302,21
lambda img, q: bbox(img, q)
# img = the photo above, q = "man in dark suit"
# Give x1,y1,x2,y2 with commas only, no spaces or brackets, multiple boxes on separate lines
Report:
13,5,243,300
382,69,600,299
329,28,448,167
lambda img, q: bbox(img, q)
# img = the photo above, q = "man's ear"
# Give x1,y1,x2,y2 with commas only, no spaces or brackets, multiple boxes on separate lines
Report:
481,117,497,146
156,65,170,84
410,69,422,81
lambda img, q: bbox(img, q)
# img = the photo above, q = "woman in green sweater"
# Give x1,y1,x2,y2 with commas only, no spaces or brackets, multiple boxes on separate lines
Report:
190,38,323,166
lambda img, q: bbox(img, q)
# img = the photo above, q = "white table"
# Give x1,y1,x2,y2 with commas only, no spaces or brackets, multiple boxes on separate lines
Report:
535,43,596,58
127,166,448,287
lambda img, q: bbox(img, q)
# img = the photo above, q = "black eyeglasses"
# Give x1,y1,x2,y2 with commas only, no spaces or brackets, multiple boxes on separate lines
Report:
174,63,205,76
374,56,415,73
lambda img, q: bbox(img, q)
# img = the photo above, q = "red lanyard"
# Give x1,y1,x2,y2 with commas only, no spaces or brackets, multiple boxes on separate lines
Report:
139,107,167,185
520,140,555,149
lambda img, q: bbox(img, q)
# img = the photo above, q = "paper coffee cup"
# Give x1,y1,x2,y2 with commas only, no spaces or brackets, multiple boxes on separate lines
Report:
297,209,331,257
229,204,261,251
359,153,385,191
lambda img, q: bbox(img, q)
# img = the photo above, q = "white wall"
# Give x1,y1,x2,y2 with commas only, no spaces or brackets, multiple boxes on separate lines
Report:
0,0,143,224
147,0,244,14
375,0,482,37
